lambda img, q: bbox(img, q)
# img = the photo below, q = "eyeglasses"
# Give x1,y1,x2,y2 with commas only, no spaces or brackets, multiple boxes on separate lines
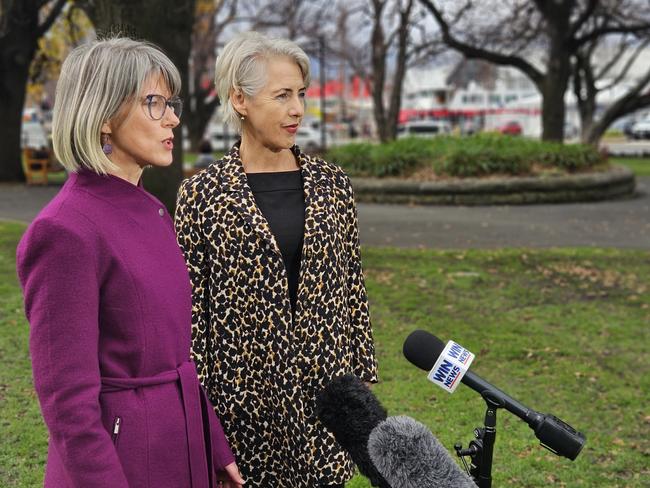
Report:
144,94,183,120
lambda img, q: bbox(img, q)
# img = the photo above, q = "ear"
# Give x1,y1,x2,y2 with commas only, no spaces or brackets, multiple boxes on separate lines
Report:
230,88,248,118
101,121,112,135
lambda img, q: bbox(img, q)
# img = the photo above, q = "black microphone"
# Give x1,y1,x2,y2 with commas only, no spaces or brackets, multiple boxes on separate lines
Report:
368,415,477,488
403,330,586,460
316,374,391,488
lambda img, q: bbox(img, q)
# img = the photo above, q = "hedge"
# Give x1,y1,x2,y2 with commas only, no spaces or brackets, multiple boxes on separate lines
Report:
325,134,605,178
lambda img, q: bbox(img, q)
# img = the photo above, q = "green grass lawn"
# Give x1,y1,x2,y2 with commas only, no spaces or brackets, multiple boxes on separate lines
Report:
1,223,648,487
612,157,650,177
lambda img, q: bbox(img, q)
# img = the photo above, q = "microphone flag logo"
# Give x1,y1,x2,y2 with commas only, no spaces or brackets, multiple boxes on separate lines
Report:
427,340,475,393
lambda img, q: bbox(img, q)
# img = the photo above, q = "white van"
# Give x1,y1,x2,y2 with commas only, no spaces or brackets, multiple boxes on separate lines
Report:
295,126,332,152
397,120,451,138
204,123,240,150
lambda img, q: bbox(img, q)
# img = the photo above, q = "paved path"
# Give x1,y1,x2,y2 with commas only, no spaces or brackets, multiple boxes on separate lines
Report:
358,177,649,249
2,178,649,249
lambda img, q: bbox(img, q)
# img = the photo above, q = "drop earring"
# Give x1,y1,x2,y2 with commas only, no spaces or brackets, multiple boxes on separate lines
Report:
101,134,112,155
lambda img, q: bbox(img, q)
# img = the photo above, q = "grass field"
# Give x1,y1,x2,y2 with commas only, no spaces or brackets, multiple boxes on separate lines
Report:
1,226,649,486
613,157,650,177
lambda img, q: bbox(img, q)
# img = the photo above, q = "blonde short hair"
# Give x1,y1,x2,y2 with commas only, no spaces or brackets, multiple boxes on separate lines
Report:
52,37,181,174
214,31,311,133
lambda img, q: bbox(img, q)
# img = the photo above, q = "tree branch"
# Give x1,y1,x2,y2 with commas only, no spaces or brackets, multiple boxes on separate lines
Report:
594,34,628,81
418,0,544,87
569,0,599,38
574,22,650,48
599,38,650,92
37,0,67,36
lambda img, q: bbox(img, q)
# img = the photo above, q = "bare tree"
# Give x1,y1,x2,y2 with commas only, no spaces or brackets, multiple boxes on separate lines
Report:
419,0,650,142
0,0,67,182
369,0,413,142
329,0,438,142
573,10,650,144
185,0,238,152
242,0,328,41
206,0,434,144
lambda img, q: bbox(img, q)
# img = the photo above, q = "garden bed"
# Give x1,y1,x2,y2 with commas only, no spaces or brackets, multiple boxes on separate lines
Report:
325,135,636,204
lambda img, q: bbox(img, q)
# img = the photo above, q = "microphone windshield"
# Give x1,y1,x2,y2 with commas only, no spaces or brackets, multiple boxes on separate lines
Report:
403,330,446,371
368,416,477,487
316,374,391,488
316,374,387,445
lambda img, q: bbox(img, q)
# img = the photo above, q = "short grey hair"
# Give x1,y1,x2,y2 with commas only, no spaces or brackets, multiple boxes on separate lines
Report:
52,37,181,174
214,31,311,133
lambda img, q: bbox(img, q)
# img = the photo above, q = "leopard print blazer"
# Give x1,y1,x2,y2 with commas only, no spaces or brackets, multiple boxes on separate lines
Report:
174,143,378,487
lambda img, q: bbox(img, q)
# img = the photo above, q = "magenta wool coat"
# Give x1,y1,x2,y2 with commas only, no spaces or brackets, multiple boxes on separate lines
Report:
16,169,235,488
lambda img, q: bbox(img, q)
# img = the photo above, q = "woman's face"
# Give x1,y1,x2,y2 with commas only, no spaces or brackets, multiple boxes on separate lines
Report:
235,56,306,151
103,74,180,170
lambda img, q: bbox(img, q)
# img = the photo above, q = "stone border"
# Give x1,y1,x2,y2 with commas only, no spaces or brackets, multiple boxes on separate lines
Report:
350,165,636,205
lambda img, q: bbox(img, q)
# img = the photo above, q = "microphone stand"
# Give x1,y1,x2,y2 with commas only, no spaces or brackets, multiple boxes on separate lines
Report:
454,391,505,488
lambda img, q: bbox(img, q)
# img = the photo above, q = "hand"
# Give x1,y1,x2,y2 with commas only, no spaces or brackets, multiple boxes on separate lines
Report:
215,462,245,487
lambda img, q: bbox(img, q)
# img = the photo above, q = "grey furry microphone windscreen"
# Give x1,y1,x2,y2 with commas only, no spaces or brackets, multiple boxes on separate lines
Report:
368,415,477,488
316,374,476,488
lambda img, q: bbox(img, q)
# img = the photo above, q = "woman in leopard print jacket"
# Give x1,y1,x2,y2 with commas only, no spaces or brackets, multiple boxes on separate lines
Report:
174,32,378,487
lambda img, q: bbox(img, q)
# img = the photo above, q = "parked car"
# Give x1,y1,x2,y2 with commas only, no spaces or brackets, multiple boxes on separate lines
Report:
295,126,331,152
204,123,239,151
630,118,650,139
496,121,523,136
396,120,451,138
622,118,637,139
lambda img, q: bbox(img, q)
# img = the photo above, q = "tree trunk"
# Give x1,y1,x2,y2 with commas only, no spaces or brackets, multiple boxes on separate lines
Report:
540,76,569,142
576,53,650,146
185,95,218,153
385,0,413,141
540,22,571,142
370,1,388,143
578,100,596,143
0,0,66,182
584,90,650,145
81,0,196,213
583,119,609,146
0,29,37,181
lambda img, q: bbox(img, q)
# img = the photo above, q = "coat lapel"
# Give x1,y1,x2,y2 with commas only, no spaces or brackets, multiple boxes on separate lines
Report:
219,144,282,258
218,143,333,271
297,148,330,263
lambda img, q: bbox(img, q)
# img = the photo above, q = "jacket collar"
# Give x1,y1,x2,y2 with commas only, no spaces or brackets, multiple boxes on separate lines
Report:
218,142,331,259
218,141,327,194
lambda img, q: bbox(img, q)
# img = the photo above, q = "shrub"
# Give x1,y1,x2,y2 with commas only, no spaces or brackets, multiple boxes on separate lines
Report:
439,134,533,177
327,137,434,177
325,142,375,175
326,134,606,178
535,143,603,172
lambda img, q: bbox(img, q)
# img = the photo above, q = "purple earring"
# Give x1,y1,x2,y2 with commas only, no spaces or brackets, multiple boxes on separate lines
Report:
101,135,112,155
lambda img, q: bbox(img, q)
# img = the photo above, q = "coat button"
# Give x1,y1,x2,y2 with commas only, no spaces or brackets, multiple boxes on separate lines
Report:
158,208,165,216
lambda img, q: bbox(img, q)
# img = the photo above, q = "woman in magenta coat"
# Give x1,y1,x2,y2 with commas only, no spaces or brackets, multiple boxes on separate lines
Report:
16,38,244,487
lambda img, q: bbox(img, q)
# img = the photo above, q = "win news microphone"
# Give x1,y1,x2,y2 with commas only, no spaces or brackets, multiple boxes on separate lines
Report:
368,415,476,488
317,374,477,488
402,330,586,460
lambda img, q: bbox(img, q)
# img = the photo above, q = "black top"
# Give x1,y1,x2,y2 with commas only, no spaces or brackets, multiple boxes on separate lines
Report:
246,170,305,313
